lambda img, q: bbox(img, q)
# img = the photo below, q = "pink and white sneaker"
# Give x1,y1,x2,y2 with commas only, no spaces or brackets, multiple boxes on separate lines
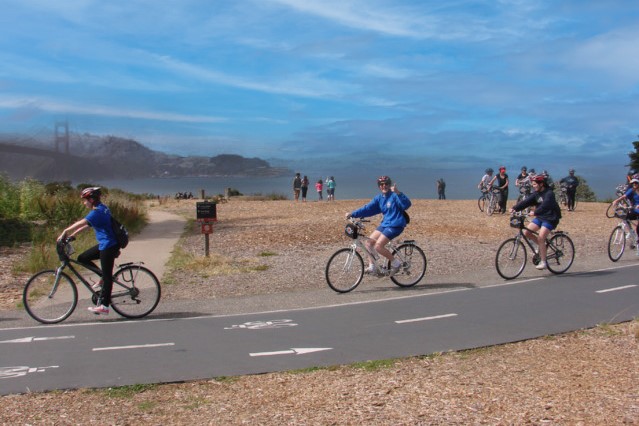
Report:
88,304,109,315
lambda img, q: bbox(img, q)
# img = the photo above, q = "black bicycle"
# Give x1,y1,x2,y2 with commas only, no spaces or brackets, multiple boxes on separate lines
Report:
495,213,575,280
23,237,161,324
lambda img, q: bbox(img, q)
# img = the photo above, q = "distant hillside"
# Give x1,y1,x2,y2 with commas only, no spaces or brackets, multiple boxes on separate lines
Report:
0,134,289,181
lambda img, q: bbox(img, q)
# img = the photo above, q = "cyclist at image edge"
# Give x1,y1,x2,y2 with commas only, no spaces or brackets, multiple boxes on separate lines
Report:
57,187,119,315
345,176,411,275
612,177,639,254
559,168,580,211
510,174,562,270
477,168,494,191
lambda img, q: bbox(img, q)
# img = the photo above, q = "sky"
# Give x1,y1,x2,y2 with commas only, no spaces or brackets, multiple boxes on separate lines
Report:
1,0,639,197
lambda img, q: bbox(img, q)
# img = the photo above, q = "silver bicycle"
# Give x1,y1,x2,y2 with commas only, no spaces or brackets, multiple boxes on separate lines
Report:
325,218,427,293
607,206,639,262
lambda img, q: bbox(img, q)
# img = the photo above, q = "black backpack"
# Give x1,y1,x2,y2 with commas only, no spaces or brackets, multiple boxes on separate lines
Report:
402,210,410,224
111,216,129,249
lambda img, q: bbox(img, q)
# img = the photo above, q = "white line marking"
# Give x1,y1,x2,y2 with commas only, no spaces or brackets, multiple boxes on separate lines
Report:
92,343,175,352
395,313,458,324
0,336,74,344
250,347,332,357
596,285,637,294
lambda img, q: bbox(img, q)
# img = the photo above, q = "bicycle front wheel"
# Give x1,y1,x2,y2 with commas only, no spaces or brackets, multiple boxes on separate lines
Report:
110,265,161,318
325,248,364,293
607,225,626,262
495,238,527,280
546,233,575,274
389,243,427,287
605,202,617,218
23,270,78,324
478,194,486,212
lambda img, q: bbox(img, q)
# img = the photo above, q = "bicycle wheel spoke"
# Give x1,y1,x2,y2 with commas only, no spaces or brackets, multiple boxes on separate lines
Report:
607,226,625,262
23,270,77,324
326,248,364,293
495,238,526,280
390,244,427,287
110,266,161,318
546,234,575,274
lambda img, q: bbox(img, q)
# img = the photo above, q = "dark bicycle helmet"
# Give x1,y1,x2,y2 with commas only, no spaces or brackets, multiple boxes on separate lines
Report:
521,166,527,171
81,186,101,200
485,168,493,174
377,175,392,186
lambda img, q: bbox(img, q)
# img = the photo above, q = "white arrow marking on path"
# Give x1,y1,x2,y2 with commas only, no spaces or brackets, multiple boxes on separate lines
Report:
250,347,332,357
395,313,458,324
0,336,75,344
596,284,637,294
93,343,175,352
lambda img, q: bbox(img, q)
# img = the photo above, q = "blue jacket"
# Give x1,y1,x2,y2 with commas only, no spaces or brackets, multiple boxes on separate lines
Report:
351,192,412,228
512,187,562,223
85,203,119,250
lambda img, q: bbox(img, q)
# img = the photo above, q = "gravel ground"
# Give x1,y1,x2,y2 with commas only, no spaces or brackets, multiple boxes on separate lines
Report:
1,198,638,424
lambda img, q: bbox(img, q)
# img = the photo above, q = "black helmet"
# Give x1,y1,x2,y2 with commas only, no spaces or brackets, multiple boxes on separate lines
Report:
377,175,392,186
485,168,493,174
81,187,101,200
521,166,527,171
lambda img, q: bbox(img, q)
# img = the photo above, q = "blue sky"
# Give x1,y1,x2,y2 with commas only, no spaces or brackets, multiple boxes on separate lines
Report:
1,0,639,195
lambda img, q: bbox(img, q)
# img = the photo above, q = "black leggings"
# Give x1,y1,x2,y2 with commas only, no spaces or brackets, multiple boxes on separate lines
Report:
78,244,120,306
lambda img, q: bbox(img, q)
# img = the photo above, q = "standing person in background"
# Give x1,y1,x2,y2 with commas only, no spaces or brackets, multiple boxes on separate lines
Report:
293,172,302,202
490,166,509,214
478,168,494,191
436,178,446,200
57,187,119,315
301,175,309,202
315,179,323,201
559,169,579,211
326,176,336,201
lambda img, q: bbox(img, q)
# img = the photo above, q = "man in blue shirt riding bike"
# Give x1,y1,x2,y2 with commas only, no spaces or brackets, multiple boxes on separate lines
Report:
345,176,411,276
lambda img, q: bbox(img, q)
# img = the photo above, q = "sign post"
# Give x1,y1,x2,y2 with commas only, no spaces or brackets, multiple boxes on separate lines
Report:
196,202,217,257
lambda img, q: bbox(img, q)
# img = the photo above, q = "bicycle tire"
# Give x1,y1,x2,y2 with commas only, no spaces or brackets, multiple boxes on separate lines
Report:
388,243,427,287
495,238,527,280
486,195,495,216
607,225,626,262
546,233,575,274
325,248,364,293
605,202,620,218
23,270,78,324
477,194,486,212
110,265,161,318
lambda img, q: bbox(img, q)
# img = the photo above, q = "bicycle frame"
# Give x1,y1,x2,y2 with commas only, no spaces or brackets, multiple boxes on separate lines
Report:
509,216,565,263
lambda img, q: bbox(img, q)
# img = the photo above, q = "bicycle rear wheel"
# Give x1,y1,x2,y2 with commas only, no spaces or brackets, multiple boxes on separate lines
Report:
546,233,575,274
495,238,527,280
389,243,427,287
607,225,626,262
23,270,78,324
110,265,161,318
326,248,364,293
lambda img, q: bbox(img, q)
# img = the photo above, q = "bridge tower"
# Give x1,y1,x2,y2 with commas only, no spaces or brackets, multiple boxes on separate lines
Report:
54,121,69,155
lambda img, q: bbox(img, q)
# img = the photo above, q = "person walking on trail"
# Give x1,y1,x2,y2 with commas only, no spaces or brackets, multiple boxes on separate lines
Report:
315,179,323,201
326,176,336,201
559,169,579,211
510,174,562,271
293,173,302,202
436,178,446,200
345,176,411,276
489,166,509,214
57,187,119,315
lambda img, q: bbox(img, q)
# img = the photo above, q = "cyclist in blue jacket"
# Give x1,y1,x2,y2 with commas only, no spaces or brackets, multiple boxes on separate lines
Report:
57,187,119,315
345,176,411,275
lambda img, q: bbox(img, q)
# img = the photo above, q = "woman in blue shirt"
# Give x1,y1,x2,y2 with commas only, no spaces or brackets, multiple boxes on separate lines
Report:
57,187,119,315
345,176,411,275
613,178,639,254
